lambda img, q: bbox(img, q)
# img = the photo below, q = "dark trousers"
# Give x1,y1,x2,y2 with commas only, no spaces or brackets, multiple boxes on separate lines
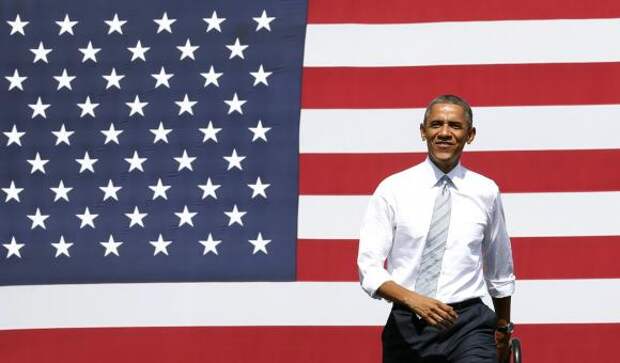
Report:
382,298,497,363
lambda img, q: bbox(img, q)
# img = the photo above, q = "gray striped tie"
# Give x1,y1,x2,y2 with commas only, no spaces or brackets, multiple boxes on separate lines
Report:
416,175,452,298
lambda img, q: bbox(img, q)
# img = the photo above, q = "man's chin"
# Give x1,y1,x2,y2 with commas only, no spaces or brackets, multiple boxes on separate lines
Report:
430,152,456,163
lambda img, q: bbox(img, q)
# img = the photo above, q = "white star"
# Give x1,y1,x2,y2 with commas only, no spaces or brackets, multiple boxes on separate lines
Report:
226,37,248,59
199,234,222,255
99,179,122,201
105,13,126,35
198,178,220,200
154,12,176,33
199,121,222,143
203,11,225,32
28,97,50,118
175,94,197,115
126,95,148,116
77,96,99,118
125,150,147,172
177,38,199,60
224,204,247,226
27,208,49,230
174,149,196,171
151,66,173,88
149,178,171,200
51,235,73,257
52,124,74,146
7,14,29,36
76,207,98,229
200,65,223,87
30,42,52,63
3,237,25,258
224,92,246,115
2,181,23,202
128,40,150,62
125,206,148,228
27,152,49,174
150,234,172,256
253,10,276,31
175,205,197,227
4,124,26,146
250,65,272,86
53,68,76,90
223,148,246,170
248,120,271,142
5,69,27,91
150,122,172,143
75,151,98,173
100,235,123,256
249,233,271,254
78,41,101,63
102,68,125,89
56,14,78,35
101,123,123,144
51,124,74,145
50,180,73,202
248,177,270,199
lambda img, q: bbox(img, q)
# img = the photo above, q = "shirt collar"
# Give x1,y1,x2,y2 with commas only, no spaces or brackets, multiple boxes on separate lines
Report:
422,157,465,190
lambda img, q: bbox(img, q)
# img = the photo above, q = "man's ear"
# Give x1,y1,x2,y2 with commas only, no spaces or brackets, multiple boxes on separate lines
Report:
420,122,426,141
467,126,477,144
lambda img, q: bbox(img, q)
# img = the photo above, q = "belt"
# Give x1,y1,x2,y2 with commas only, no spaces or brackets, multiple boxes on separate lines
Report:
393,297,482,312
448,297,482,310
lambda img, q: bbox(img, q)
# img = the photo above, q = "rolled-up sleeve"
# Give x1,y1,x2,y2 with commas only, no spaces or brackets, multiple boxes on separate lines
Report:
357,184,396,298
482,190,516,298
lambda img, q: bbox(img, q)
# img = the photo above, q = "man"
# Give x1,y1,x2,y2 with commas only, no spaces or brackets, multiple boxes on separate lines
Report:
357,95,515,362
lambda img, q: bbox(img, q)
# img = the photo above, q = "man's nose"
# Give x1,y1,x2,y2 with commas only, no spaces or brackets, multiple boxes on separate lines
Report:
438,124,451,137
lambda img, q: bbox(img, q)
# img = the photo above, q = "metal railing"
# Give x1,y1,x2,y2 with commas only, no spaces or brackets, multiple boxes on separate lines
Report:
509,338,522,363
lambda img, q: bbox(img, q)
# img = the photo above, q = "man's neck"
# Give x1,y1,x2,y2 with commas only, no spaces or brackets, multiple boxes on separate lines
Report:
428,156,459,174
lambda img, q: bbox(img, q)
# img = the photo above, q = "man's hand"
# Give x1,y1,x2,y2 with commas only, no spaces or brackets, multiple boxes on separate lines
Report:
404,293,458,329
376,281,458,329
495,330,511,362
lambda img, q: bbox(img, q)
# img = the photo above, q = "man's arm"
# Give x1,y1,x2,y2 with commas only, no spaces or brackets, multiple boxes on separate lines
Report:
484,190,515,362
492,296,511,326
377,281,458,329
493,296,512,362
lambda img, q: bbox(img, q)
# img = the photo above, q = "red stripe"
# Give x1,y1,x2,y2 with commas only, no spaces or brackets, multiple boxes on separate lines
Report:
0,327,380,363
299,150,620,195
297,236,620,281
301,63,620,108
0,324,618,363
308,0,620,23
298,239,359,281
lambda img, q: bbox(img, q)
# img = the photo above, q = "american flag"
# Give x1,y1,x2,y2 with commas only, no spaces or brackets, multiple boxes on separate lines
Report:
1,0,619,362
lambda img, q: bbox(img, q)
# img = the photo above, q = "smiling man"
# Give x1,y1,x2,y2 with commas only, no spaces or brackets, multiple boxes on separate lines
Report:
357,95,515,362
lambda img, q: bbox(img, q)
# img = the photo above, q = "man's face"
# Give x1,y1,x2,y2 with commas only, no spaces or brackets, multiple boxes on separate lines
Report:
420,103,476,173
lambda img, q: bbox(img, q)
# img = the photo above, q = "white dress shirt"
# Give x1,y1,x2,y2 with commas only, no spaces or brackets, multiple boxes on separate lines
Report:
357,158,515,304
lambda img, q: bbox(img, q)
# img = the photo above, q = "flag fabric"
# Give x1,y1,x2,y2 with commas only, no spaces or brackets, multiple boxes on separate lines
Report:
1,1,620,362
0,0,304,286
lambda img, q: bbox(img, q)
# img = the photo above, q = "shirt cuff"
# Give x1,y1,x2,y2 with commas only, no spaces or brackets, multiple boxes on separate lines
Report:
360,270,392,299
487,279,515,298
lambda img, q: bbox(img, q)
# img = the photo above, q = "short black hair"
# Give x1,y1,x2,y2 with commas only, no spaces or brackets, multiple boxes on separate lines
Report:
423,94,473,127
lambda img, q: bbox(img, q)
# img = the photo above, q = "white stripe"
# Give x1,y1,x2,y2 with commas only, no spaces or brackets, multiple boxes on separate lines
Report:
1,279,618,329
304,19,620,67
300,105,620,153
298,192,620,239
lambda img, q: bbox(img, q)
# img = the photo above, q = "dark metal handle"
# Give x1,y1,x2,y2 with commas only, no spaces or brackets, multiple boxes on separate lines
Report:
510,338,522,363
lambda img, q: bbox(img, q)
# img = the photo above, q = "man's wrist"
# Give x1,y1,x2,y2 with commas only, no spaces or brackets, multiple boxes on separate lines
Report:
495,321,514,334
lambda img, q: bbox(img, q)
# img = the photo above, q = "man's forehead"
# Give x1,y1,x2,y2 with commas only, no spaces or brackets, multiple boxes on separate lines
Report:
428,103,467,120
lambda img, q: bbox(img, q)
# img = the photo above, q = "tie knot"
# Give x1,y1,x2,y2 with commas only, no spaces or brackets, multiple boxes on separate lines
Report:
439,175,451,193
